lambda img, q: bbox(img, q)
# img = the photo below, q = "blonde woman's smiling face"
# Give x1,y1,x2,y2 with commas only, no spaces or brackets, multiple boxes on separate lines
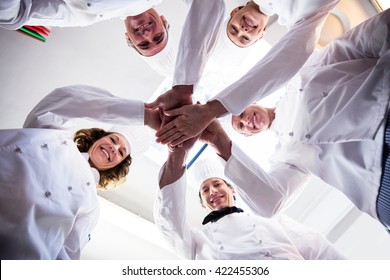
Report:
88,133,130,171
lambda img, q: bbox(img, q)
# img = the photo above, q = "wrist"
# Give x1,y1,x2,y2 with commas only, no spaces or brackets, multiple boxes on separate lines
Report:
172,84,193,95
205,100,228,118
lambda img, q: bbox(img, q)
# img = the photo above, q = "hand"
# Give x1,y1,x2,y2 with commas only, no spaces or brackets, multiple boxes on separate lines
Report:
155,103,215,146
143,107,162,131
145,85,193,127
199,118,225,145
201,119,232,162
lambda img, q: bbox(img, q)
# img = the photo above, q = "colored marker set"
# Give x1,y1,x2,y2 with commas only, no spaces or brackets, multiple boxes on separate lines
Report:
17,25,51,42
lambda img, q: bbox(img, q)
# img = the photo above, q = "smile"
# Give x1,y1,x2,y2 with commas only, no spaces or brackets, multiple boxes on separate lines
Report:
243,16,256,28
101,147,110,161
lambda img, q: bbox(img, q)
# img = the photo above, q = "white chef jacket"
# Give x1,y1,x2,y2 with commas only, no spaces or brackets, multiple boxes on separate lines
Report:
0,84,145,259
0,0,163,30
224,10,390,222
154,171,345,260
173,0,226,86
213,0,339,115
173,0,265,91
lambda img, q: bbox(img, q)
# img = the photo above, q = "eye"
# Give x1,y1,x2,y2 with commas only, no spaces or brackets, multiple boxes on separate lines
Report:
231,25,238,35
242,36,250,43
153,33,164,44
138,41,150,49
239,122,244,130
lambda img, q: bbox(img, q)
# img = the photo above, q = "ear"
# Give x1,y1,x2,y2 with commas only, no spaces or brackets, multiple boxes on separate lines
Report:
258,28,267,40
230,7,240,17
160,15,170,30
124,33,133,47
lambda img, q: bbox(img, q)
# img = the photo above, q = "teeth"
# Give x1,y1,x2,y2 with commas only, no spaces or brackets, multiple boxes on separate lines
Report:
102,148,109,160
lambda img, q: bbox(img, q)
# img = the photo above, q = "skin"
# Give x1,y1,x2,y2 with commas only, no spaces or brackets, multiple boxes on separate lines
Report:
88,133,131,171
200,178,236,211
231,104,275,136
155,100,227,146
227,1,269,47
124,9,169,56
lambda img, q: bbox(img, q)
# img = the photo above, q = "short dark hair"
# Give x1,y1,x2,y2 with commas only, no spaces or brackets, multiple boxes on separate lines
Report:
73,128,132,190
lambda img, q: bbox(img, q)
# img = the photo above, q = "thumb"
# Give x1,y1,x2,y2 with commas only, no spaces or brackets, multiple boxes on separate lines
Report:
145,99,161,110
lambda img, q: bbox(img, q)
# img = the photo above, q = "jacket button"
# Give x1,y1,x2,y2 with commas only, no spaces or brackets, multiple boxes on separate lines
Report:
87,3,91,7
86,182,91,186
41,143,48,149
322,92,328,97
61,140,67,145
288,131,294,137
68,186,73,191
15,147,22,153
305,133,311,139
44,191,52,198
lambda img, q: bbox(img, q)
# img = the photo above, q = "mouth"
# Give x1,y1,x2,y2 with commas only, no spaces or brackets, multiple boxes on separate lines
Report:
134,21,152,32
252,113,258,129
100,147,110,161
210,195,223,205
243,15,257,29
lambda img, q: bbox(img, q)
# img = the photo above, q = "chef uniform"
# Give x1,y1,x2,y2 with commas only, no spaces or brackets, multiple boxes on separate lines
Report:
0,0,163,30
225,10,390,229
0,84,147,259
213,0,339,115
154,159,345,260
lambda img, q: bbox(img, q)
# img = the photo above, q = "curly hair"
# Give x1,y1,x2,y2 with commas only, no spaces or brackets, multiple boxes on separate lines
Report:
73,128,132,190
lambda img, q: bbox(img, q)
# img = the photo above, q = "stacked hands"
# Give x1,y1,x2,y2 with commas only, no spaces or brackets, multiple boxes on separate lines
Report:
145,85,208,147
145,85,229,150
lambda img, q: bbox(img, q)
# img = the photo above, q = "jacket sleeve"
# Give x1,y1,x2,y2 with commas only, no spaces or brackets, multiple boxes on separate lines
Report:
57,205,100,260
224,142,310,218
213,2,337,115
278,214,347,260
23,84,144,129
173,0,226,87
154,168,196,259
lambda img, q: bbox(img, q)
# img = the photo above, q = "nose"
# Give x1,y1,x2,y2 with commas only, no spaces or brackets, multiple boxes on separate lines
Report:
241,25,248,32
109,144,120,154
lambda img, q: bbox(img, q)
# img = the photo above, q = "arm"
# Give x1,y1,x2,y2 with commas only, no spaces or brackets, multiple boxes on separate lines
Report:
213,2,336,115
200,119,309,217
23,84,146,129
278,214,347,260
154,137,199,259
57,206,100,260
145,0,225,112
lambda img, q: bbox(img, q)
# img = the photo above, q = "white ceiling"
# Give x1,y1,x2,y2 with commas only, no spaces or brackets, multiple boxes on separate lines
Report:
0,0,389,260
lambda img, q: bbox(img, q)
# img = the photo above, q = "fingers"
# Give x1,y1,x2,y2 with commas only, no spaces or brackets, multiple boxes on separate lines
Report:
156,120,176,137
170,135,191,147
145,99,161,110
164,107,183,117
157,130,183,145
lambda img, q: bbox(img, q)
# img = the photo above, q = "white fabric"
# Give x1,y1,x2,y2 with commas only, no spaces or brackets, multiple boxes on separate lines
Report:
140,32,177,77
213,0,339,115
191,158,225,189
0,84,148,259
225,10,390,221
173,0,226,86
0,0,163,30
154,171,345,260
